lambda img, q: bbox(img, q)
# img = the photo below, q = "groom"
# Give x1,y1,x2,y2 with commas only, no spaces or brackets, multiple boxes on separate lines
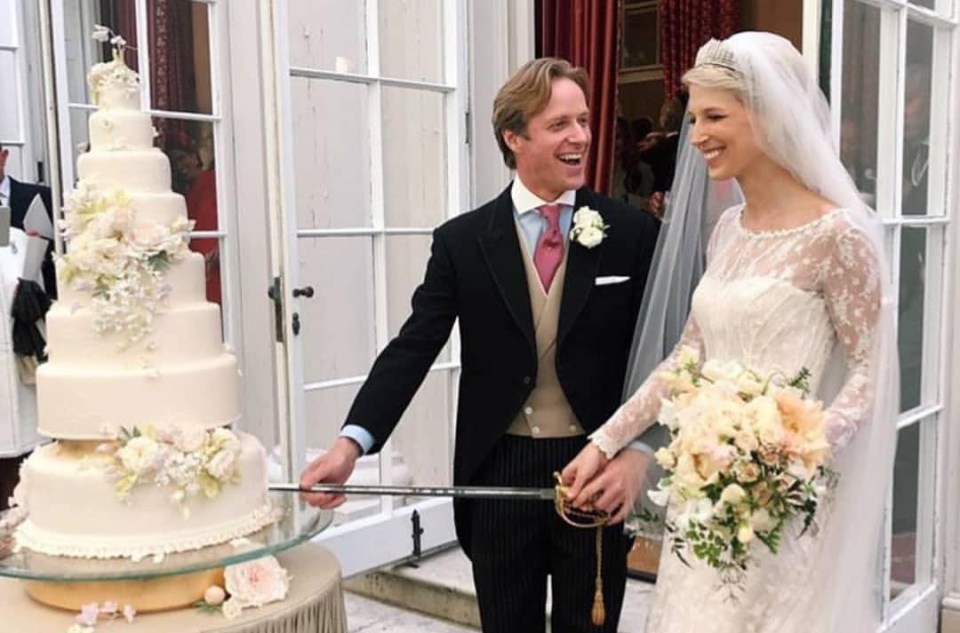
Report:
300,58,658,632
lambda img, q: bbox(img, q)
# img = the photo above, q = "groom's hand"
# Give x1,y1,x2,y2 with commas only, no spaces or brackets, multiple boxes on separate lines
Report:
578,448,651,524
299,438,361,509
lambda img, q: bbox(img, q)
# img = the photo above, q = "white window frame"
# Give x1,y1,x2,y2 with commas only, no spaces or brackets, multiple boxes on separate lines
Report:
819,0,958,631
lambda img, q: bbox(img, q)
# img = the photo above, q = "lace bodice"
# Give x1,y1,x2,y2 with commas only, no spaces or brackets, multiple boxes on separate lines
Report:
592,205,882,459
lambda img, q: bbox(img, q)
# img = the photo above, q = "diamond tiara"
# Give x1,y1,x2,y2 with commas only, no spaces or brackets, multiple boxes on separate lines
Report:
693,38,741,75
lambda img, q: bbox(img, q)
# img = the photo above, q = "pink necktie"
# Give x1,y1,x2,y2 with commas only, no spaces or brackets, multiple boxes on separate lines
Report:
533,204,564,292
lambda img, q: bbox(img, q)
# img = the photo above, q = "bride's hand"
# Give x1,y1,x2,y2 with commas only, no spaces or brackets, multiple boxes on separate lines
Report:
560,443,609,507
582,448,651,524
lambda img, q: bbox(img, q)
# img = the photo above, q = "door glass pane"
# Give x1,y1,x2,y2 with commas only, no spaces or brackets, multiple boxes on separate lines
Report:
85,0,141,76
0,0,17,46
188,237,223,305
392,371,453,488
890,422,921,599
298,237,377,383
287,0,367,74
385,234,452,363
379,0,444,83
382,86,447,228
898,227,926,411
0,51,20,141
901,20,933,216
909,0,936,9
163,120,216,203
304,383,362,450
839,1,881,204
291,78,372,230
148,0,213,115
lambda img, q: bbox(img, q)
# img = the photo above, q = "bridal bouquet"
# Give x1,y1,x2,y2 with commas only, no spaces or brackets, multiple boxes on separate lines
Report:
640,346,835,585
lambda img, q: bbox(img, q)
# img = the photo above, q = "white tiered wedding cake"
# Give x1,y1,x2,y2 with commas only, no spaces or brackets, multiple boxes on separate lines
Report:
11,44,277,563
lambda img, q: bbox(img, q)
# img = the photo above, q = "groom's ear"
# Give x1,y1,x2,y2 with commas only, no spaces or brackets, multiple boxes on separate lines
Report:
503,129,522,154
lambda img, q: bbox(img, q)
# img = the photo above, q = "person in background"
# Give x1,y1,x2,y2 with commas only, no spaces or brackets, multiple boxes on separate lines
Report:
0,143,56,299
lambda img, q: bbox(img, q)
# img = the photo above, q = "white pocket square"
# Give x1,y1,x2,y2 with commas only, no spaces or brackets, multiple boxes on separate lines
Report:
594,275,630,286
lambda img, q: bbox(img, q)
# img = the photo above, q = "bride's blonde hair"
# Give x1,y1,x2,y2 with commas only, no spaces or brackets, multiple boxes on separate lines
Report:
681,64,747,101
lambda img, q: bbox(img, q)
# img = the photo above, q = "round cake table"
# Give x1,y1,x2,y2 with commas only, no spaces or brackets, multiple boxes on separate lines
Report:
0,542,348,633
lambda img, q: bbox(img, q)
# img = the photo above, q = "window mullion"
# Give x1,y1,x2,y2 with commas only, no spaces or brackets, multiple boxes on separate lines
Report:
365,0,395,509
134,0,151,110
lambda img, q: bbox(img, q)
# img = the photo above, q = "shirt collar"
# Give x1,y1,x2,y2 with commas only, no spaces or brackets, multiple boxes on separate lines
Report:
0,176,9,204
511,176,577,216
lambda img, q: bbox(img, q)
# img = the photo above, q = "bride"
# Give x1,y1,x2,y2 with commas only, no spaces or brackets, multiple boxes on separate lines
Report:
562,32,898,632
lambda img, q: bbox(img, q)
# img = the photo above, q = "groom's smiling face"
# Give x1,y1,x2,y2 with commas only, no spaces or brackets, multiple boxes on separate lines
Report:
504,77,591,201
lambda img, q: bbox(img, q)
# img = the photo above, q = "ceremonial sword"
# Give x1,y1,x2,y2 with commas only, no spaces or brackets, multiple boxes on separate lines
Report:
269,482,558,501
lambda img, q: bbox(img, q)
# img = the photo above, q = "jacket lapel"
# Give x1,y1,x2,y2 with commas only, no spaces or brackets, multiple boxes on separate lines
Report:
558,188,602,345
478,185,536,352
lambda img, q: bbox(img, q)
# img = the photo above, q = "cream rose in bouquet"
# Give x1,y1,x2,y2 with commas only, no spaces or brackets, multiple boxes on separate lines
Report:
639,346,835,586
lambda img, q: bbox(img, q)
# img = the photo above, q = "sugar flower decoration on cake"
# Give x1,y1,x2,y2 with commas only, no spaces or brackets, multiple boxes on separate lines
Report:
220,555,291,619
58,180,194,346
67,601,137,632
570,206,608,248
87,26,138,106
98,426,243,516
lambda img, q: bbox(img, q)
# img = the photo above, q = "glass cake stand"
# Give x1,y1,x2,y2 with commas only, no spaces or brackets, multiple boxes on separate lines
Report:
0,492,333,583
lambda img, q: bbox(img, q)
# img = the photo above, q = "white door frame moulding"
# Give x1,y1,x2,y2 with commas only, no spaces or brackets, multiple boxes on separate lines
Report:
942,7,960,619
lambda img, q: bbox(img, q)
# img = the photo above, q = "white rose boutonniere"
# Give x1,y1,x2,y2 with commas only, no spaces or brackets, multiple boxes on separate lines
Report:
570,206,608,248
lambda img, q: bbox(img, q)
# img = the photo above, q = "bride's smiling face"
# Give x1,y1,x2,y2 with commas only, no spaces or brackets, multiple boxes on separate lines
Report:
687,84,766,181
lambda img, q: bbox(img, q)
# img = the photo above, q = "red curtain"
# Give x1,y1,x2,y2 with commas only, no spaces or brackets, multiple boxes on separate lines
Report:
148,0,195,150
541,0,620,194
660,0,738,98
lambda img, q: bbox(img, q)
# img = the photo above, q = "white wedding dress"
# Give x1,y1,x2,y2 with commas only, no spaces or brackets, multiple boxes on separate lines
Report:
591,204,883,633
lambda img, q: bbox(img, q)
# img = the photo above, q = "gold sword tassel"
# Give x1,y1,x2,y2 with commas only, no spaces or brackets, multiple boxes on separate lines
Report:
553,472,609,627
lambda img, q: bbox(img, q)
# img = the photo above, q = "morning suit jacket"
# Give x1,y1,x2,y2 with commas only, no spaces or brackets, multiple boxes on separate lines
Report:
343,184,660,554
8,177,57,299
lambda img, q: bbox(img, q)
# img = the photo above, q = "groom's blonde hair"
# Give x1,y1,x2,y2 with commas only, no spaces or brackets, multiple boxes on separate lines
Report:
492,57,590,169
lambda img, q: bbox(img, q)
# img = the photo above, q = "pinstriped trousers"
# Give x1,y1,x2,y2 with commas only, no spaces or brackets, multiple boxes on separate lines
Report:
468,435,629,633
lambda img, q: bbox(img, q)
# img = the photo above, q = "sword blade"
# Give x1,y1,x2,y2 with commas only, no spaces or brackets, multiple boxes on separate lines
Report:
270,482,556,501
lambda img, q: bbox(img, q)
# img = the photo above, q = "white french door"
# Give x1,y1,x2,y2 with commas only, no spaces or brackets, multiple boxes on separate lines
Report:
259,0,471,577
812,0,958,630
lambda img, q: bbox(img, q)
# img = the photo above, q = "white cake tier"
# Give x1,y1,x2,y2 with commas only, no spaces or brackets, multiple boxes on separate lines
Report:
58,251,207,308
37,353,241,439
15,434,278,560
45,301,226,368
95,81,140,110
89,110,155,151
96,86,139,111
77,149,171,193
125,191,189,225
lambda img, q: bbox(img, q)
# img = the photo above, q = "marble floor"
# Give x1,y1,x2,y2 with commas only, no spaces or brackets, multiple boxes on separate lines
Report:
344,546,655,632
346,592,478,632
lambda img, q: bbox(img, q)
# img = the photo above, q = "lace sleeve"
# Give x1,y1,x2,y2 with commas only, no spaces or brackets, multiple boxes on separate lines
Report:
589,316,705,459
821,223,883,451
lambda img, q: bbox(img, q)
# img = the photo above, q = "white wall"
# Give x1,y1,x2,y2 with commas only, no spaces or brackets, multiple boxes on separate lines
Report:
467,0,535,207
